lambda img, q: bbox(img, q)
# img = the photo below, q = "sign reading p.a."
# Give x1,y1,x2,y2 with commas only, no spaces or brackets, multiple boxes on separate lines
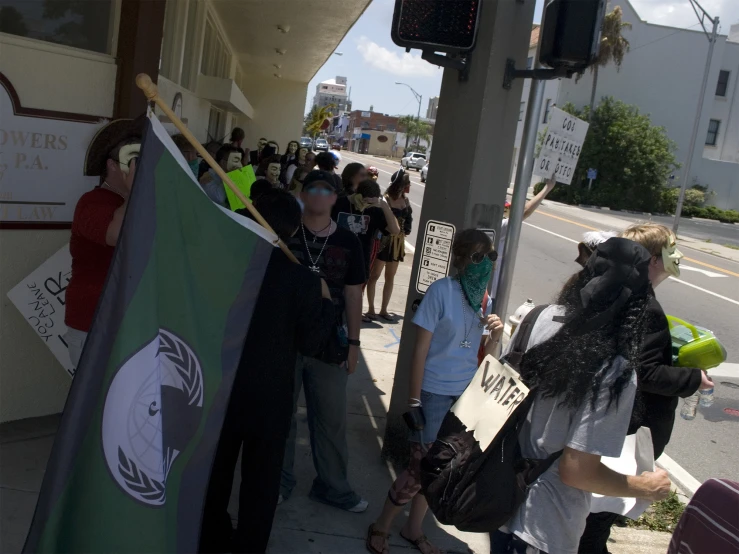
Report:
451,355,529,451
534,107,589,186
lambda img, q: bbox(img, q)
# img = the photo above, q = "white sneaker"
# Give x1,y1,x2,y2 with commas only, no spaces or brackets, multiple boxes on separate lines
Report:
277,494,284,505
347,498,369,513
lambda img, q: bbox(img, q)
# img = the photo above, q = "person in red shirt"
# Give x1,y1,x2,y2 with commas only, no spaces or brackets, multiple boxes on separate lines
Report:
64,118,143,367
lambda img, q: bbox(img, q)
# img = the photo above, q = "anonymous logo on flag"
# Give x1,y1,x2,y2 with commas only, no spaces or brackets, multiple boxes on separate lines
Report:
102,329,204,506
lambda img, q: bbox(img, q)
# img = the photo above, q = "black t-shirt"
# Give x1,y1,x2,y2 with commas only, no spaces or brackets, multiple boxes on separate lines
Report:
332,196,388,274
287,224,366,326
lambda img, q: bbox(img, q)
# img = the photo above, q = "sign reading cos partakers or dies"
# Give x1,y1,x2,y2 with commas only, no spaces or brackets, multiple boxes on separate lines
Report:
7,244,74,377
534,107,589,186
416,220,456,294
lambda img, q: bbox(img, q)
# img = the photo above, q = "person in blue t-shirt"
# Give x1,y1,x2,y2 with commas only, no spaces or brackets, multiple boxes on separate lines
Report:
366,229,504,554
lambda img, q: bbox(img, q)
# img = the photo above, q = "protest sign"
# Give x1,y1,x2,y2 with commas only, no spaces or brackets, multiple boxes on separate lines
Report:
451,355,530,451
534,107,589,185
224,164,256,210
7,244,74,376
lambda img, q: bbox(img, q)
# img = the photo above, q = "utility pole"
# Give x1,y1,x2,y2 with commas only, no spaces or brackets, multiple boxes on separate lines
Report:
396,82,422,150
673,0,719,235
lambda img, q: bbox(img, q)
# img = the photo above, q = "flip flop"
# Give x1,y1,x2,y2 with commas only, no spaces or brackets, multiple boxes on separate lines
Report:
366,524,390,554
365,312,378,321
378,313,395,322
362,315,373,323
399,531,443,554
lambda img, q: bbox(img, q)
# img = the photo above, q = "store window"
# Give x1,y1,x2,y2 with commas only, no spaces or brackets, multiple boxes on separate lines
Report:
0,0,115,54
201,15,230,79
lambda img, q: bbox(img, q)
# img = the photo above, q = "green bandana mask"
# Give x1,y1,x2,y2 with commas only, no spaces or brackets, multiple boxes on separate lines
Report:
188,158,200,177
459,256,494,310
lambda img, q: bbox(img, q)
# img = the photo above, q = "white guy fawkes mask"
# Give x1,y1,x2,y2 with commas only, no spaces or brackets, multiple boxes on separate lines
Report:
257,139,267,151
226,152,243,172
289,142,298,154
267,162,281,181
662,234,683,277
117,143,141,174
298,148,308,164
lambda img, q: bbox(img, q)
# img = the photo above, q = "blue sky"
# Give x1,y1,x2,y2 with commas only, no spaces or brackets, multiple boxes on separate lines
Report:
304,0,739,117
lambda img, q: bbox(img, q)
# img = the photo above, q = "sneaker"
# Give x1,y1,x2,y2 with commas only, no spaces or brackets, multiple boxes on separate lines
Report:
347,498,369,513
277,494,284,505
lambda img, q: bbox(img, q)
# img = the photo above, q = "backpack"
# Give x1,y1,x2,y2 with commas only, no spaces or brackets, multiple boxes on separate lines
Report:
419,305,562,533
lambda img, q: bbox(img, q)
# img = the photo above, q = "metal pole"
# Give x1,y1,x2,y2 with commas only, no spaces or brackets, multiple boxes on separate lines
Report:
494,77,546,322
673,16,719,235
417,94,422,149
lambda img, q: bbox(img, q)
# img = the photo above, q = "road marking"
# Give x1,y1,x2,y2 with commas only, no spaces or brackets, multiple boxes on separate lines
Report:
537,210,739,278
523,222,739,306
680,265,728,278
341,153,426,188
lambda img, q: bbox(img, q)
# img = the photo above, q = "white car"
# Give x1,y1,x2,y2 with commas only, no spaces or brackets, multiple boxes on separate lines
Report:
314,138,329,152
420,163,429,182
401,152,427,171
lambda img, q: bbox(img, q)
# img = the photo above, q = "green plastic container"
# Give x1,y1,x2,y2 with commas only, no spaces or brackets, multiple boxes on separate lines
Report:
667,315,727,370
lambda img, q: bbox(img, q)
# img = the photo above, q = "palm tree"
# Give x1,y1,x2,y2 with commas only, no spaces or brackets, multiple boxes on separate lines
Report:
587,5,632,116
305,104,335,138
407,119,432,148
398,115,416,154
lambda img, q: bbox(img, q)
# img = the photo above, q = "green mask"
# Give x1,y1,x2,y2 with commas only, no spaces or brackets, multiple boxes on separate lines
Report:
188,158,200,177
459,256,494,310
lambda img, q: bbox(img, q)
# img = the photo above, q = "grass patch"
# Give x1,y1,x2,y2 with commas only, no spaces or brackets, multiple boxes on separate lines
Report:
724,243,739,250
626,491,685,533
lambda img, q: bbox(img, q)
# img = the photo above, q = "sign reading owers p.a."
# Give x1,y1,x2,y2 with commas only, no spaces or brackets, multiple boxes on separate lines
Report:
0,73,106,225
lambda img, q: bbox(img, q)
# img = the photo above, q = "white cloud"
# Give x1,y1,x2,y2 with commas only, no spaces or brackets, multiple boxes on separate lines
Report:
356,36,440,77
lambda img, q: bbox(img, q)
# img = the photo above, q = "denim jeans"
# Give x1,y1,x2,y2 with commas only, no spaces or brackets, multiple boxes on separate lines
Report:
280,354,360,510
409,390,458,445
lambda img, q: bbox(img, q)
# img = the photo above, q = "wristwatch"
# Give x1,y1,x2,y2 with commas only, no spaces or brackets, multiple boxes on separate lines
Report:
348,339,361,347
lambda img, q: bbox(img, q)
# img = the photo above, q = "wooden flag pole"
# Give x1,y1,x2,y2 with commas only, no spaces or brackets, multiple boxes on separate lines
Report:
135,73,299,264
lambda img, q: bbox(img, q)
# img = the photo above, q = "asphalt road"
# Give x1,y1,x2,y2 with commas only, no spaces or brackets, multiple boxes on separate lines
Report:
338,151,739,484
579,207,739,250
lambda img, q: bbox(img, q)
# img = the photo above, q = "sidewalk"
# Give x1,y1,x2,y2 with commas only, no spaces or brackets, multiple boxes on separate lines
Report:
0,255,674,554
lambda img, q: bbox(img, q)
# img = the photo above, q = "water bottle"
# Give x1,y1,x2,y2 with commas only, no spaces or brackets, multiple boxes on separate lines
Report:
699,387,715,407
680,393,699,420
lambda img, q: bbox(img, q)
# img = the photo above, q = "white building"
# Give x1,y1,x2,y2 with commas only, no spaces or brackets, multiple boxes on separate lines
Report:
313,76,351,113
0,0,370,423
513,3,739,211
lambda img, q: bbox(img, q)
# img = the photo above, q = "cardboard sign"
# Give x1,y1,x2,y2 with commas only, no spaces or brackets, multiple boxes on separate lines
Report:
534,107,589,185
451,355,530,451
7,244,74,377
416,220,455,294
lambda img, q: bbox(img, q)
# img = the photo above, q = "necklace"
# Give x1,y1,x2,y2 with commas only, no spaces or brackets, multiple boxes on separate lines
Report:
305,220,332,243
458,280,475,349
301,221,332,272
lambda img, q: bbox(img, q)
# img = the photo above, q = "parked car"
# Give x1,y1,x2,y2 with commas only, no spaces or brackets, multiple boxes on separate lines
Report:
401,152,427,170
299,136,313,149
420,163,429,182
314,138,329,152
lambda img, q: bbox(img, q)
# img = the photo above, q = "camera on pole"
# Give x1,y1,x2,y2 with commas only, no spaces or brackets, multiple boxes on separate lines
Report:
390,0,483,79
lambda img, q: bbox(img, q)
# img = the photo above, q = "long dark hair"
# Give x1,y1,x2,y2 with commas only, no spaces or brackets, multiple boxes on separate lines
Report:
519,238,653,410
342,163,365,192
385,168,409,200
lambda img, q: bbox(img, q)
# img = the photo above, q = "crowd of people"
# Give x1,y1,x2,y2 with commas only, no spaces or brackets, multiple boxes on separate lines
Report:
65,119,719,554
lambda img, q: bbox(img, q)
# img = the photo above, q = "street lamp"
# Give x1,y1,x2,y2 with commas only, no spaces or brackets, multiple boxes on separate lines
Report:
395,82,422,153
673,0,719,235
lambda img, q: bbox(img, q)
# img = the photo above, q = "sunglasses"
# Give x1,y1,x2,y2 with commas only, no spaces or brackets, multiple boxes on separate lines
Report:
471,250,498,264
305,187,334,197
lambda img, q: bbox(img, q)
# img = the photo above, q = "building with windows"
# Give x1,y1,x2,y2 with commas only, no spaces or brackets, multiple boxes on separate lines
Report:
426,96,439,120
0,0,371,423
312,76,351,113
513,2,739,211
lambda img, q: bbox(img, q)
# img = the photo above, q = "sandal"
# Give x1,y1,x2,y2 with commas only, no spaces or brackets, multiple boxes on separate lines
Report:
366,523,390,554
400,531,443,554
378,313,395,322
365,312,378,321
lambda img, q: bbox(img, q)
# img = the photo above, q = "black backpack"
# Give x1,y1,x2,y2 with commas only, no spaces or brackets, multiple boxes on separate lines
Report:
419,305,562,533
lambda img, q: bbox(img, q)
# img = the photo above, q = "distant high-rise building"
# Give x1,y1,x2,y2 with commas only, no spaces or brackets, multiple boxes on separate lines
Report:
426,96,439,120
313,76,352,113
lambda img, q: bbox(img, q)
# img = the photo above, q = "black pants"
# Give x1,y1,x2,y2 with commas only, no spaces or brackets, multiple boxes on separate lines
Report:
199,416,287,554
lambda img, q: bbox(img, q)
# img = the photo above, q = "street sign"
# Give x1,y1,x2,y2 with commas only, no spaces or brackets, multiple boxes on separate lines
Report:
416,220,456,294
587,168,597,180
534,107,589,185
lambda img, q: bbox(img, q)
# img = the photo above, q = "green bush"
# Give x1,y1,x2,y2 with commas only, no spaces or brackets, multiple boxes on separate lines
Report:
661,187,705,213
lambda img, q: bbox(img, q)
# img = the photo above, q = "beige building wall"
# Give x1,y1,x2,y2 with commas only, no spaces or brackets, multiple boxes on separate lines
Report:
0,35,118,423
366,131,397,157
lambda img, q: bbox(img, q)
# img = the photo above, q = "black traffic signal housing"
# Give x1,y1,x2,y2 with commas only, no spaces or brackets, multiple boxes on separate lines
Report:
539,0,607,72
391,0,482,55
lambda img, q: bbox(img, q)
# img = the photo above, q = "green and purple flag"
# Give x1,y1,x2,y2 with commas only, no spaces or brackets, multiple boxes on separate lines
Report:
24,113,277,552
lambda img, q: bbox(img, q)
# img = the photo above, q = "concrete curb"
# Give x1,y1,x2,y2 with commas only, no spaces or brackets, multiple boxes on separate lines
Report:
656,453,701,498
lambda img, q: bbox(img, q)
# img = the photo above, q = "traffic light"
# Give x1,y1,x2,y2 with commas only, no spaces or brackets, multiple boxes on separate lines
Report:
539,0,606,72
391,0,482,54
